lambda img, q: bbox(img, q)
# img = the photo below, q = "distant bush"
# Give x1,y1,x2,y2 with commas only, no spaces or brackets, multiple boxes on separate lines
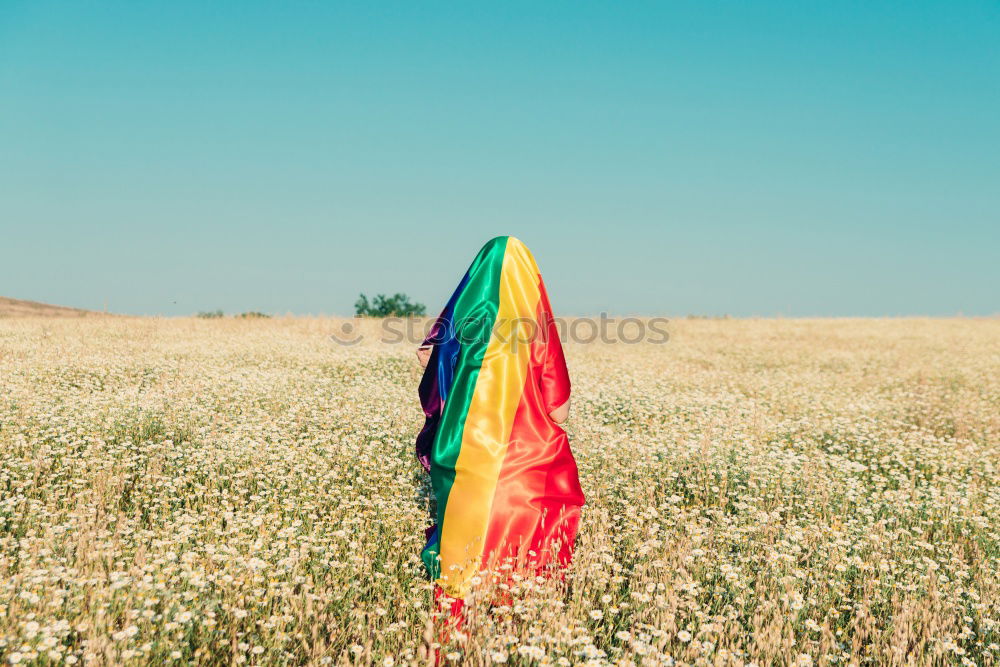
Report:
196,310,225,319
355,293,426,317
236,311,271,319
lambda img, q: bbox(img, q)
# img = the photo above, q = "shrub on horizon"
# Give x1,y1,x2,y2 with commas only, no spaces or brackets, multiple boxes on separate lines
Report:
355,293,426,318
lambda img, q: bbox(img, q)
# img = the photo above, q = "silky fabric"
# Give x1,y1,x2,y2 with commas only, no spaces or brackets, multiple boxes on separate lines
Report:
416,236,585,598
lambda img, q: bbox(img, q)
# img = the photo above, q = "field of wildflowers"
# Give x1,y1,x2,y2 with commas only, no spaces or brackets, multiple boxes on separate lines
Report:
1,317,998,666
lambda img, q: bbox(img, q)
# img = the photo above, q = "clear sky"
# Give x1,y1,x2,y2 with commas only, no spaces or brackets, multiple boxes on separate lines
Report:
2,2,998,317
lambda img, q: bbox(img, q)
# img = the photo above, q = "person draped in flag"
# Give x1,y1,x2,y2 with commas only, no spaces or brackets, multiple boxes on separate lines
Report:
414,236,585,620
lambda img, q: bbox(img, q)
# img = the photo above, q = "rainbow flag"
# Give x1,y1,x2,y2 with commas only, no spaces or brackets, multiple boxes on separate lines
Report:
416,236,585,597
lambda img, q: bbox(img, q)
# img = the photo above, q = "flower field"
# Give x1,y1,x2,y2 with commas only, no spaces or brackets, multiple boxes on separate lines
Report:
1,317,998,666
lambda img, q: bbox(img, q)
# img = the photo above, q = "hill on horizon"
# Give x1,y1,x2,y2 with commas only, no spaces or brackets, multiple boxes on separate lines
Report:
0,296,111,318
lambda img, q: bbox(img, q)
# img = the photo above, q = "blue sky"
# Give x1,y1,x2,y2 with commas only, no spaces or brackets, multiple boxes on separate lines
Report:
2,1,998,316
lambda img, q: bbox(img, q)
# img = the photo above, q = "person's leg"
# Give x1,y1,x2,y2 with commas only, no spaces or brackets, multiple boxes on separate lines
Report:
429,587,466,665
434,585,466,632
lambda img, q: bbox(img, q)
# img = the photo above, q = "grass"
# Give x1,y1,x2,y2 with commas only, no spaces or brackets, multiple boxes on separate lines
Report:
0,317,998,665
